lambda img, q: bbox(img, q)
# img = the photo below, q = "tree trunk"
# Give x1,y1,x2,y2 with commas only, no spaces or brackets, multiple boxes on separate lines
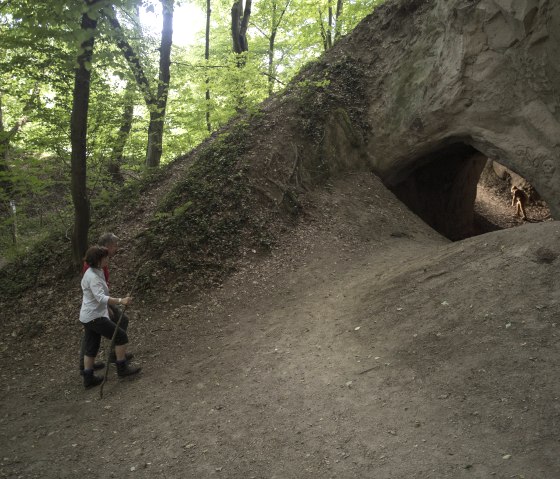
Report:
334,0,343,41
319,0,343,50
327,1,333,50
265,0,290,95
205,0,212,132
231,0,252,55
231,1,243,54
318,7,329,51
230,0,252,110
268,31,276,96
145,0,174,168
267,1,278,96
105,7,155,109
105,4,174,168
146,108,165,168
0,88,38,200
0,96,11,202
70,0,100,268
108,80,135,184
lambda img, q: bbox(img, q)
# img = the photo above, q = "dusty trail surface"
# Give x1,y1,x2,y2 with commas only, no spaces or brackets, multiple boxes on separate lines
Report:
1,173,559,478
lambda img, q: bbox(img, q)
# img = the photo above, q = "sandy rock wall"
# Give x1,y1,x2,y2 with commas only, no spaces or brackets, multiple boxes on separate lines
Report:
338,0,560,216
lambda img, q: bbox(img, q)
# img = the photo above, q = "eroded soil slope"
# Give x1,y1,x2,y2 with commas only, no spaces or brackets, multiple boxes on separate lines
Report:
1,172,559,479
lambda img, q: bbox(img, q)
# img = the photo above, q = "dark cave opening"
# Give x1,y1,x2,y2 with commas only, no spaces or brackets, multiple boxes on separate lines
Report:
389,143,552,241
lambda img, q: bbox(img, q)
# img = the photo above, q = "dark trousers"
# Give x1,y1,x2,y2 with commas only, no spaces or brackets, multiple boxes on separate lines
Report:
79,304,129,370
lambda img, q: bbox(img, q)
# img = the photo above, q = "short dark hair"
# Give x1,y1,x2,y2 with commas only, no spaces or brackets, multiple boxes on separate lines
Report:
98,232,119,247
84,246,109,268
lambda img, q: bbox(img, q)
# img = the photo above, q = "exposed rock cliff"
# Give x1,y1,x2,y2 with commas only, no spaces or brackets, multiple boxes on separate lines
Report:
251,0,560,239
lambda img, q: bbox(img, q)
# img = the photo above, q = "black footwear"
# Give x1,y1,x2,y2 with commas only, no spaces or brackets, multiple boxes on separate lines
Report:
79,361,106,376
116,361,141,378
83,370,104,389
109,352,134,364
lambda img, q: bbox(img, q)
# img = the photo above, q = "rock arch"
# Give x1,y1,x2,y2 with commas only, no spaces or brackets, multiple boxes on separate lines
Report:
249,0,559,238
347,0,560,216
391,141,487,240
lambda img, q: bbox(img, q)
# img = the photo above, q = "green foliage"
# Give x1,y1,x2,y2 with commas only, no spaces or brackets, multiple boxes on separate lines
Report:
170,0,385,148
1,0,382,173
0,148,72,262
0,0,384,278
0,228,71,297
291,54,369,143
139,121,258,288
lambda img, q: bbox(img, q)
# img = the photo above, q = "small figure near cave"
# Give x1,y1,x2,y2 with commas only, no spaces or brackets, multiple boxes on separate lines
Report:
511,185,528,220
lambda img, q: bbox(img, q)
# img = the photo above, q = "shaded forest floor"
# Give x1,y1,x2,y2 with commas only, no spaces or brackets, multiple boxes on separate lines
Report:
1,172,560,478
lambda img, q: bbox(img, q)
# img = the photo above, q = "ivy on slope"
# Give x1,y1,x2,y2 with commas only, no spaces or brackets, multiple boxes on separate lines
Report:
138,121,260,290
0,229,72,298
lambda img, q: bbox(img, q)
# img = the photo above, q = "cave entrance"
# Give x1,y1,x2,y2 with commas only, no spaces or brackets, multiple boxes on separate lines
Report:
390,142,552,241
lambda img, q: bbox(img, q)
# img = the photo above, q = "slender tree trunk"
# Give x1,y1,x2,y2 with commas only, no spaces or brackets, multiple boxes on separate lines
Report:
70,0,100,268
0,96,10,180
106,8,155,109
334,0,344,41
105,4,174,168
146,0,174,168
0,96,5,161
0,97,11,213
9,200,17,246
205,0,212,132
146,108,164,168
268,32,276,96
231,0,252,110
265,0,290,95
108,80,135,184
267,1,278,96
0,88,38,199
327,0,333,50
108,5,139,182
231,0,252,55
318,7,329,51
319,0,342,51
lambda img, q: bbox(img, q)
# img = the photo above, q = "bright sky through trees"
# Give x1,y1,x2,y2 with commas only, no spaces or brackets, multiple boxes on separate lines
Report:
139,2,206,47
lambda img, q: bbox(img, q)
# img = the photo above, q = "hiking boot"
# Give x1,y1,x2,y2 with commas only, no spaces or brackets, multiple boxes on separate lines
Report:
109,352,134,364
79,361,106,376
116,361,141,378
83,370,104,389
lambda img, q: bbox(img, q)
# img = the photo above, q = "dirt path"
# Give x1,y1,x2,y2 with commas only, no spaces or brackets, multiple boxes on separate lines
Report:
1,173,559,478
474,182,553,234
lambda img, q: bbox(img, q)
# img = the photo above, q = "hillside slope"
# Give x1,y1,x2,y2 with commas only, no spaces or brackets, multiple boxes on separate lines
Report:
1,0,559,475
1,172,559,478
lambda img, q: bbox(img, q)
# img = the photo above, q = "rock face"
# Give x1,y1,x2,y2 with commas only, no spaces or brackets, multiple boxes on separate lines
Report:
346,0,560,236
253,0,560,240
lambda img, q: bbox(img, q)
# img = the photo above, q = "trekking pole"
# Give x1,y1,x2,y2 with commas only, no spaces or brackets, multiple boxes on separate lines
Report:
99,265,144,399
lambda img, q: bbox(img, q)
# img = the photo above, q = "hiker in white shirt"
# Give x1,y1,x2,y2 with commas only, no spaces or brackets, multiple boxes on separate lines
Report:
79,245,140,388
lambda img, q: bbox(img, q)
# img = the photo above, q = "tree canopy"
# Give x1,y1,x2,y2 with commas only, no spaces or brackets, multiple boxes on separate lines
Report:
0,0,383,263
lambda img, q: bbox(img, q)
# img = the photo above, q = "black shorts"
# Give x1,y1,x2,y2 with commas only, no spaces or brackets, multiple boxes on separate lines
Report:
82,317,128,357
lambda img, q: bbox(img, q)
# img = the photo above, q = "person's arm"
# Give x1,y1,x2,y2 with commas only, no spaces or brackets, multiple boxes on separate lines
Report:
108,296,133,306
89,276,110,307
90,276,133,307
87,271,133,306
